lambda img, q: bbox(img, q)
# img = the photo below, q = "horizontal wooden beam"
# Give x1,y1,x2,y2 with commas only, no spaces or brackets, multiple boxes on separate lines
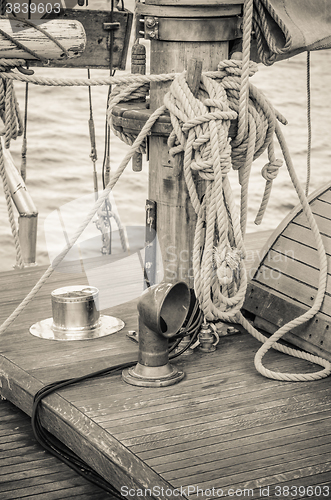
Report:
136,2,242,17
146,0,243,5
36,8,133,69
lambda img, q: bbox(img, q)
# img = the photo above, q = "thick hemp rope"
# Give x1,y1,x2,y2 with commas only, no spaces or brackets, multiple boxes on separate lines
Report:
0,139,24,268
0,49,329,381
252,0,292,66
164,72,247,322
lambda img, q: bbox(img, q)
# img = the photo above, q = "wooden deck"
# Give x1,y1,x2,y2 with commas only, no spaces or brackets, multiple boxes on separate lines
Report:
1,230,331,500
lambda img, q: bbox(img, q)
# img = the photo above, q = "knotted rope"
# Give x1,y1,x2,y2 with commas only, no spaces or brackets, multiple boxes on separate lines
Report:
252,0,292,66
0,18,329,380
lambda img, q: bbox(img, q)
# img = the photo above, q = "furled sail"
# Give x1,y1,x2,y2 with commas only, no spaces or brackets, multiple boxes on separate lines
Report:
252,0,331,65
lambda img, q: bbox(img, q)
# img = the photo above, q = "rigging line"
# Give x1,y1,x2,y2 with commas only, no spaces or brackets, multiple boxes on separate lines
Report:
20,0,30,182
21,0,30,182
306,50,312,197
87,68,98,201
102,0,115,190
100,0,115,254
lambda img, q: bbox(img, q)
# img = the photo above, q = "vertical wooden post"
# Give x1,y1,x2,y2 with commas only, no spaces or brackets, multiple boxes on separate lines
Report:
148,8,230,287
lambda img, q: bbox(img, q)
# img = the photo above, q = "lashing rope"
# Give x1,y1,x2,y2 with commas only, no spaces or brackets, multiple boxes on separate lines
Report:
0,61,24,268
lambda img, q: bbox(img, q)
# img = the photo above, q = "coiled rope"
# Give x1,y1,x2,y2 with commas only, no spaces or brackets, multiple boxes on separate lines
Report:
162,64,330,381
0,1,329,381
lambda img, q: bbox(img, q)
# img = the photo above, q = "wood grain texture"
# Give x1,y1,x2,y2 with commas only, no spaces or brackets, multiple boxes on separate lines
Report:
136,3,242,17
243,184,331,362
0,399,110,500
246,181,331,279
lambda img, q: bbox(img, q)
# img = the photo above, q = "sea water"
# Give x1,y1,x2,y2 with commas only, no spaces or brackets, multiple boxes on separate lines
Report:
0,2,330,271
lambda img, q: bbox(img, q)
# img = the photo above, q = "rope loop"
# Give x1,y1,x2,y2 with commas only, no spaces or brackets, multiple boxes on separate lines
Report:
0,71,24,268
252,0,292,66
261,158,283,181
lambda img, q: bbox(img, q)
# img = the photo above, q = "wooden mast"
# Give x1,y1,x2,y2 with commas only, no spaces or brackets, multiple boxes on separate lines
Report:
145,0,243,287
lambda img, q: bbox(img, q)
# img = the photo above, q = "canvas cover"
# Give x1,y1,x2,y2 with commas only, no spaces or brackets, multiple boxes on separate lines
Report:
252,0,331,64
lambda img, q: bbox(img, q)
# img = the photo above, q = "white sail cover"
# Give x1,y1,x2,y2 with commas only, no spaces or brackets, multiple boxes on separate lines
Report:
252,0,331,64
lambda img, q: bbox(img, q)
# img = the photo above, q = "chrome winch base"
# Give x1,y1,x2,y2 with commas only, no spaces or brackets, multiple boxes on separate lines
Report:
29,285,124,341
